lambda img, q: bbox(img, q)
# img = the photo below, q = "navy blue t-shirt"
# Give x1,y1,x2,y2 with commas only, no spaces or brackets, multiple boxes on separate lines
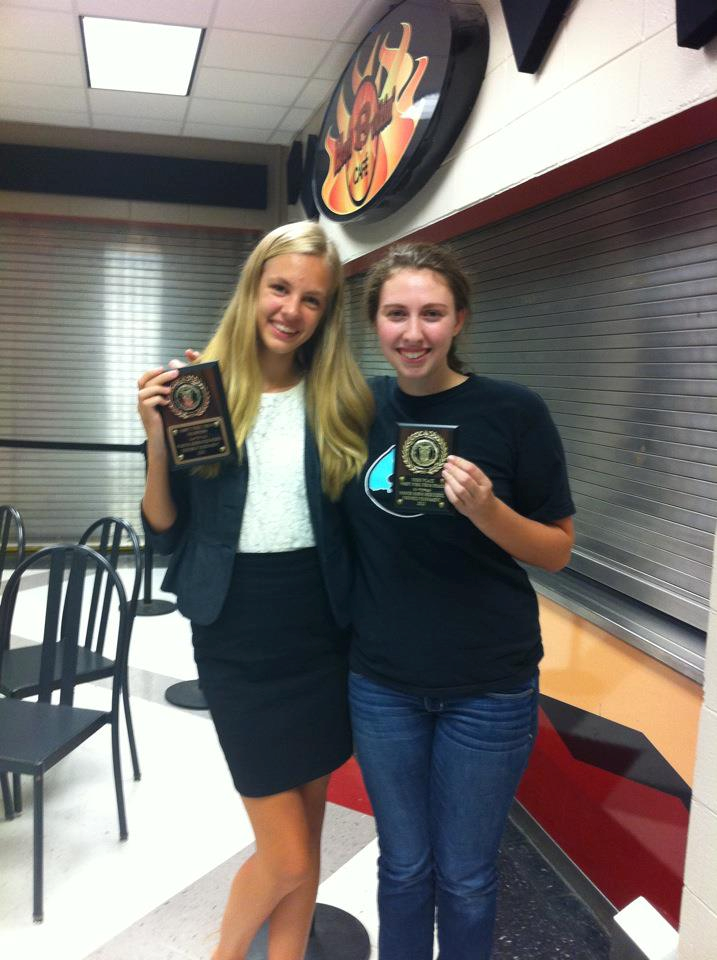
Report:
341,374,575,698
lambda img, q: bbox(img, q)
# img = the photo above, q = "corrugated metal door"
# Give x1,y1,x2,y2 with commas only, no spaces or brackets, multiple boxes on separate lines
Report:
346,141,717,632
0,217,258,543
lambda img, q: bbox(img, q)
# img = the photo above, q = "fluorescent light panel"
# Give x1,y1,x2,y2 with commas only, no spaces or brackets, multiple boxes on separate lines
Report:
81,16,203,96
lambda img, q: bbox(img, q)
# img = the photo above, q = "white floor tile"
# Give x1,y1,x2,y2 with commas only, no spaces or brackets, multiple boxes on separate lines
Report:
127,604,197,681
120,569,198,681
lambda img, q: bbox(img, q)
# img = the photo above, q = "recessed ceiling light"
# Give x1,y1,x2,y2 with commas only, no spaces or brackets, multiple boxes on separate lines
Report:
80,16,204,96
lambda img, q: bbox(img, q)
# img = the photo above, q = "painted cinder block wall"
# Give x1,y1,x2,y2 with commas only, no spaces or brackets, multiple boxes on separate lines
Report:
679,546,717,959
314,0,717,261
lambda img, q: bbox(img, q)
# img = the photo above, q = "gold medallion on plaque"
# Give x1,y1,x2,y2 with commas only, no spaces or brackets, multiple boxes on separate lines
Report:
169,374,210,420
401,430,449,475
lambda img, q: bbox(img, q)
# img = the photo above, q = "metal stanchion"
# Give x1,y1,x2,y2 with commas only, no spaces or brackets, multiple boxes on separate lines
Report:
164,678,207,710
135,540,177,617
137,540,207,708
136,539,203,706
134,445,204,706
247,904,370,959
136,441,176,618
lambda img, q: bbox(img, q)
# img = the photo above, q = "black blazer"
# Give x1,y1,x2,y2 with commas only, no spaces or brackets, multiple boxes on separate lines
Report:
142,427,353,628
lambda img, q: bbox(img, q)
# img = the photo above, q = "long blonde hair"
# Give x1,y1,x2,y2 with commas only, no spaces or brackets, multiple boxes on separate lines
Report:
198,221,373,499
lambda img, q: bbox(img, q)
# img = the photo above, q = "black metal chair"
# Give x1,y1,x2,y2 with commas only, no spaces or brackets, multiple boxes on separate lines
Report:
1,504,26,820
79,516,143,782
0,504,25,584
0,544,131,922
1,517,143,820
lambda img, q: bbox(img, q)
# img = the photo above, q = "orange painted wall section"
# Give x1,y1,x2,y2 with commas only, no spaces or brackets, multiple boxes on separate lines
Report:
538,597,701,785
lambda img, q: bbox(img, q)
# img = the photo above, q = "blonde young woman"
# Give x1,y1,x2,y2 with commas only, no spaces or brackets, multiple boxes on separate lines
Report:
137,222,373,960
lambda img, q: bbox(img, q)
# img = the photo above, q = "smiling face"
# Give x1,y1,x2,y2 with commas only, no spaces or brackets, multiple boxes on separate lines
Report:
255,252,332,361
375,268,466,395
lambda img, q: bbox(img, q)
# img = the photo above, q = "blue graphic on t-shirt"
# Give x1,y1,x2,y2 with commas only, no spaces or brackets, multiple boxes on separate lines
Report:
367,446,395,493
365,445,421,518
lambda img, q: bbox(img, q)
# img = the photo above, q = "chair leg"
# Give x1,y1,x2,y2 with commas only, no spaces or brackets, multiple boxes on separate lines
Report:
13,772,22,813
111,719,128,841
33,773,43,922
1,773,14,821
122,671,141,781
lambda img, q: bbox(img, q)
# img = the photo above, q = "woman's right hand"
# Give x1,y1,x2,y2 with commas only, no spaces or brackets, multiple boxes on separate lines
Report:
136,366,179,451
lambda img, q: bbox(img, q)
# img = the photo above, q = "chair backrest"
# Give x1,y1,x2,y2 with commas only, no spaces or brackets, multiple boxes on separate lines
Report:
0,544,129,708
78,517,142,656
0,505,26,587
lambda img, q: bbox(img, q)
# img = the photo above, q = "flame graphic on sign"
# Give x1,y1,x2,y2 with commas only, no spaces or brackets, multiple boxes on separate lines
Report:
321,22,429,215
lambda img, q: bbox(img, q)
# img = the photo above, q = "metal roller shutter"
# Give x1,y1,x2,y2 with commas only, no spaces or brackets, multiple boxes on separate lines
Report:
0,217,258,544
346,141,717,633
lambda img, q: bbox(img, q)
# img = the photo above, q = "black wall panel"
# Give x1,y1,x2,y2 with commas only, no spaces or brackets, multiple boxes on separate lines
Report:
0,144,268,209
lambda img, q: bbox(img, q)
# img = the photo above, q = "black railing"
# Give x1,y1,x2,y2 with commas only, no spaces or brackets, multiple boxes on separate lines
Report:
0,437,174,617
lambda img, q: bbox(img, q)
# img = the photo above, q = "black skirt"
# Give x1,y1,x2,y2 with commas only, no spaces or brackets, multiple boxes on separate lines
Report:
192,547,352,797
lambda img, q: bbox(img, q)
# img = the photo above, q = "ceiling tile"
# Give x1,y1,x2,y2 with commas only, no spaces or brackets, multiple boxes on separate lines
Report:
0,79,87,112
294,78,334,110
314,42,355,80
202,29,329,77
186,98,287,128
182,122,275,143
269,129,295,146
339,1,391,43
92,114,184,136
88,89,189,119
0,105,88,127
5,0,73,10
0,0,392,148
0,8,77,53
193,68,300,107
0,49,84,86
213,0,360,39
278,106,314,131
79,0,214,26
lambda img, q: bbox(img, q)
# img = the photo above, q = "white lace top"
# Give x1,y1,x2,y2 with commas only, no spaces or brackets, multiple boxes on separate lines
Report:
237,380,315,553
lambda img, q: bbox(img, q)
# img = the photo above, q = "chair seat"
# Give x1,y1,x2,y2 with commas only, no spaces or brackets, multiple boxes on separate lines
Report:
0,698,108,775
0,643,113,698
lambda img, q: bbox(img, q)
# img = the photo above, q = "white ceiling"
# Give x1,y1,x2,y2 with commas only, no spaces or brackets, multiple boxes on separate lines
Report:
0,0,392,146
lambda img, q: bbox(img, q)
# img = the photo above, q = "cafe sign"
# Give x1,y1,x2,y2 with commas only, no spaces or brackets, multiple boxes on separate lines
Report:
313,0,489,223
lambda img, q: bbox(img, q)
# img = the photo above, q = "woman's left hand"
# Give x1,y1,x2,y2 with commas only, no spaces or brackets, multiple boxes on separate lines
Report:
442,455,496,525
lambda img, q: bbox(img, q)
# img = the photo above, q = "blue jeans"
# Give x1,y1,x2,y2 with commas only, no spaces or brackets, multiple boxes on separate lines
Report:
349,671,539,960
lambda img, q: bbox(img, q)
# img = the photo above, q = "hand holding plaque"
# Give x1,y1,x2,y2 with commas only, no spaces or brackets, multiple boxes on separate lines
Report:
159,361,237,470
393,422,458,515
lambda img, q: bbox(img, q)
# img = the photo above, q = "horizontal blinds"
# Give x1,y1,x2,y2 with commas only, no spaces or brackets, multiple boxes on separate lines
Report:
345,141,717,631
344,276,393,377
0,217,258,543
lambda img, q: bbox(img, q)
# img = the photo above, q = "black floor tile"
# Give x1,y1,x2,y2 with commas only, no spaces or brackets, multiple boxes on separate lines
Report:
493,820,611,959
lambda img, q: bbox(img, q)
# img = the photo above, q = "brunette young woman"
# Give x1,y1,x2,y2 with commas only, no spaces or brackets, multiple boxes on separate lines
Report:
137,221,373,960
341,242,575,960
